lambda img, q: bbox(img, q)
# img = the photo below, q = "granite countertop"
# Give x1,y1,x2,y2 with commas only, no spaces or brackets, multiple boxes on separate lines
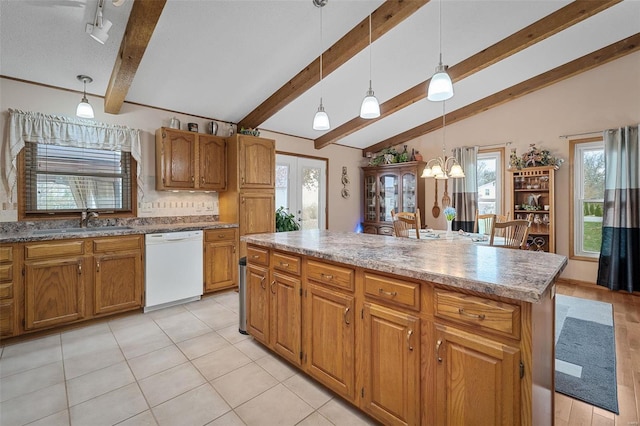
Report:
242,230,568,303
0,221,238,243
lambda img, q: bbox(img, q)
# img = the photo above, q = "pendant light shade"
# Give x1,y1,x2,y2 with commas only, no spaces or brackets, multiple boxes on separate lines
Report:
76,75,94,119
427,61,454,101
313,99,330,130
360,82,380,119
360,14,380,119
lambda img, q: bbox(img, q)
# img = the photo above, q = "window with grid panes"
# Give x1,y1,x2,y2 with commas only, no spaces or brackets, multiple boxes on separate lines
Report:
23,142,133,214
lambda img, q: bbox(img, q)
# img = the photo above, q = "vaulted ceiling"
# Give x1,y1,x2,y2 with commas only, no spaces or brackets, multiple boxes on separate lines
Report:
1,0,638,154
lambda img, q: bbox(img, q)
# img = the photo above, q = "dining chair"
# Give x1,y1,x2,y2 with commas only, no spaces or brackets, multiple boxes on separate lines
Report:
391,208,421,239
474,210,497,235
490,220,531,249
492,212,510,237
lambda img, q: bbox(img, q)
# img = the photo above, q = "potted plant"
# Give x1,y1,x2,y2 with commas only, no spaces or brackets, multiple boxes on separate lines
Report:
275,206,300,232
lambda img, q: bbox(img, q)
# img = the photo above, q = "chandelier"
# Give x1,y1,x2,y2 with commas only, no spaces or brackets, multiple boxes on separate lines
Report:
421,102,464,179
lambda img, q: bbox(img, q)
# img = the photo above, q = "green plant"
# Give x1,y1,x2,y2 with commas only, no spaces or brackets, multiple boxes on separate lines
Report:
275,206,300,232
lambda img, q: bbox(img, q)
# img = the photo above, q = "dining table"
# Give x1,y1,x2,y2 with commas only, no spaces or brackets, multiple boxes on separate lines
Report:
411,228,498,244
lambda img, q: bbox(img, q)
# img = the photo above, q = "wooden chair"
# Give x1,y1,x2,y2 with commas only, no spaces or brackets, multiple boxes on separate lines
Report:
492,212,510,237
391,208,421,239
490,220,531,249
474,210,497,235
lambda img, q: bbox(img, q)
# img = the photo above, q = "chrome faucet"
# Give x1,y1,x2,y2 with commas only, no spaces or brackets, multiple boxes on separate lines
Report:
80,210,99,228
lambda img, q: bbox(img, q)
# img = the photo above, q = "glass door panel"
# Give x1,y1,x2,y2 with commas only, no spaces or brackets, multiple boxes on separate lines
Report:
402,173,416,213
365,175,377,221
380,174,398,222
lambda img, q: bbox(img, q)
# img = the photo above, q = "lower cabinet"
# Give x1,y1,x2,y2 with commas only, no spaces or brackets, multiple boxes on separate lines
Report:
0,245,16,338
24,256,86,330
247,263,270,344
93,236,143,315
304,282,356,402
434,323,521,426
204,228,238,293
362,303,420,426
271,271,302,366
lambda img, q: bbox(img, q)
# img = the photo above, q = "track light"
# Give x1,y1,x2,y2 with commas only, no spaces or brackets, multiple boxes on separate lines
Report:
76,75,94,119
87,0,112,44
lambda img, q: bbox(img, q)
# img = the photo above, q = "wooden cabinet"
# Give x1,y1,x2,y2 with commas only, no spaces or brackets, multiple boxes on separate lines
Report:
204,228,238,293
247,262,270,345
305,281,356,401
271,270,302,366
362,302,420,426
219,134,275,258
155,128,226,191
510,166,555,252
24,240,87,330
0,245,16,338
434,324,521,426
362,162,425,235
93,236,143,315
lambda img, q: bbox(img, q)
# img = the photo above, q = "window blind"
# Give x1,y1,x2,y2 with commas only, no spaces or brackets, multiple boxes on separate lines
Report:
24,142,132,213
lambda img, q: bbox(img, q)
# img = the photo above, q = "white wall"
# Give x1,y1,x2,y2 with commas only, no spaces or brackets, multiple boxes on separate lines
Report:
0,78,362,231
399,51,640,284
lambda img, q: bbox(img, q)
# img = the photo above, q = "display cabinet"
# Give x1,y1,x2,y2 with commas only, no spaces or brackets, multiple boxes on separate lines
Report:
510,166,555,252
362,162,425,235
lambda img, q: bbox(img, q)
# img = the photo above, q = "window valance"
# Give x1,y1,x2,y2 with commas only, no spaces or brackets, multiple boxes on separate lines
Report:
3,109,144,203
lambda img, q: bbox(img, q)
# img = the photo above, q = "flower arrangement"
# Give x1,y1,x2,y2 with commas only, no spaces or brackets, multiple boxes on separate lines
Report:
509,144,564,170
444,206,456,221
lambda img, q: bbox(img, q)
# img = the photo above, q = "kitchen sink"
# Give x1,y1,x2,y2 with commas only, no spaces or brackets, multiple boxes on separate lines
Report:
33,226,133,235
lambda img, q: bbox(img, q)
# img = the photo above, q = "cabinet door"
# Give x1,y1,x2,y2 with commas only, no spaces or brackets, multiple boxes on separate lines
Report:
0,301,14,338
305,283,355,401
239,136,275,189
362,303,420,426
401,171,417,214
364,173,378,222
247,264,270,345
204,241,237,292
271,272,302,366
379,173,399,222
94,251,143,315
24,258,86,329
435,324,521,426
161,129,195,188
240,192,275,235
199,135,226,190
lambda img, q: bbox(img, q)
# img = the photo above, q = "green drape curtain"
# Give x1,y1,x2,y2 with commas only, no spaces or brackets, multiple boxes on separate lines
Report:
597,125,640,292
452,146,478,233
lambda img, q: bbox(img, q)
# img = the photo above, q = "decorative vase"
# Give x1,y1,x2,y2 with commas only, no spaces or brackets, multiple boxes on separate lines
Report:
446,220,453,237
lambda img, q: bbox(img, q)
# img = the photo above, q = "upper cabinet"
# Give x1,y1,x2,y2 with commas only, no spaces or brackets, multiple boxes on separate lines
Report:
155,128,226,191
362,162,425,235
236,135,276,189
510,166,555,252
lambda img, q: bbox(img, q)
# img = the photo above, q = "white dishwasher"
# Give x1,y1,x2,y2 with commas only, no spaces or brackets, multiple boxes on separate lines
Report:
144,230,203,312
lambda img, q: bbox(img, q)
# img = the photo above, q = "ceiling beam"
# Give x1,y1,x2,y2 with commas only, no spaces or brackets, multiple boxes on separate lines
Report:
364,33,640,154
237,0,429,130
314,0,622,149
104,0,167,114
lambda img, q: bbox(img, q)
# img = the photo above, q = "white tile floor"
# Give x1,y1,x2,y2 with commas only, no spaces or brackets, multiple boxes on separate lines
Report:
0,291,378,426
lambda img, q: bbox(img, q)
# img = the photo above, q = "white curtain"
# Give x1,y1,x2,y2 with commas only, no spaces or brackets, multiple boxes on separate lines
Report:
3,109,144,203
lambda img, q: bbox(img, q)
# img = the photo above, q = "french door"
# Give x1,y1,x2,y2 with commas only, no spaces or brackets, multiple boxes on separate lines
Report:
275,154,326,230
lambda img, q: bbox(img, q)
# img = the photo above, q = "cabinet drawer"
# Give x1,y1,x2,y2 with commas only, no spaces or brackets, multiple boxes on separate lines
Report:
435,290,520,339
205,228,237,242
247,246,269,266
25,241,85,260
94,236,142,253
0,264,12,284
0,283,13,299
364,272,420,311
378,226,394,236
307,260,354,292
0,246,13,262
272,252,301,276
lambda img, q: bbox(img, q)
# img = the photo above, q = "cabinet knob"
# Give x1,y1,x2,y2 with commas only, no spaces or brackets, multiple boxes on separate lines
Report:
378,288,398,298
260,276,266,290
201,176,205,184
458,308,486,321
344,307,350,325
96,262,100,272
436,339,443,363
78,263,82,275
191,176,195,182
270,280,276,295
407,329,414,351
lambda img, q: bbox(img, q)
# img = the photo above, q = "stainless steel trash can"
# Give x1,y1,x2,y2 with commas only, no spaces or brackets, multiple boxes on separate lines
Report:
238,256,248,335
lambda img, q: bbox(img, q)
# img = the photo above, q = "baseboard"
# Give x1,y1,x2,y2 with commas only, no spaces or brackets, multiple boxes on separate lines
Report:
557,277,640,298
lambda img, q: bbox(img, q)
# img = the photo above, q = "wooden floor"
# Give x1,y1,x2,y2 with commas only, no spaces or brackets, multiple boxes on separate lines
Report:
555,281,640,426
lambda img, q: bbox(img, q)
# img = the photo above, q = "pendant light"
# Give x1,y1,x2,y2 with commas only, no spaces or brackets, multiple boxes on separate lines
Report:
76,75,95,119
312,0,330,131
360,14,380,119
427,0,453,102
421,102,464,179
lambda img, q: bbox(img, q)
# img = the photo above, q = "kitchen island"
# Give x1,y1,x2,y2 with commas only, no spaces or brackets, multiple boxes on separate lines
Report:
242,230,567,426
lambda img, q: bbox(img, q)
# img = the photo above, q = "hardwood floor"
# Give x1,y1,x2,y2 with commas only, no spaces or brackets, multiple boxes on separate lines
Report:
555,281,640,426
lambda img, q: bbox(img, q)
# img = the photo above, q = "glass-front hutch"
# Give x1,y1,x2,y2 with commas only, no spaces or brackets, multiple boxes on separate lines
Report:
362,162,425,235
